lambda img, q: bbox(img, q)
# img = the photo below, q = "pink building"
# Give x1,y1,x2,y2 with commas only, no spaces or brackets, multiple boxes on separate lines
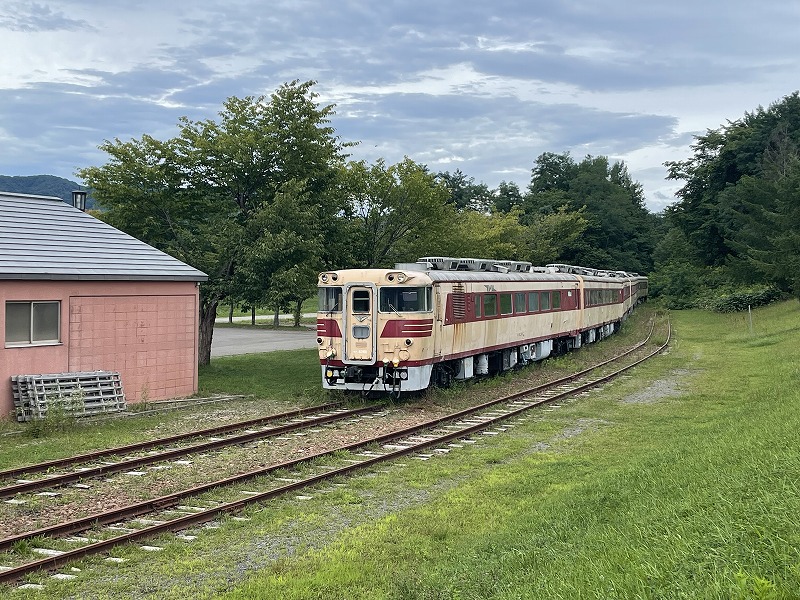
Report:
0,192,207,418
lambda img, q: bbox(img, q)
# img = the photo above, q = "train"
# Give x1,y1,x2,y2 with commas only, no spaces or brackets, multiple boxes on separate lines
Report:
316,257,648,397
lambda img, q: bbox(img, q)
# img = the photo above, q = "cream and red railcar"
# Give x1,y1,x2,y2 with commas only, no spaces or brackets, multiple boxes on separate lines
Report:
317,258,647,396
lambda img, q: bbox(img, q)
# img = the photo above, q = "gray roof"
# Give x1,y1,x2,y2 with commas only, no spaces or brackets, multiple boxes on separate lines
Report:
427,271,579,283
0,192,207,281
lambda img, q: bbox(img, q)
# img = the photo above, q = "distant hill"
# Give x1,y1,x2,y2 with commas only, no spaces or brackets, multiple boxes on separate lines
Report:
0,175,95,208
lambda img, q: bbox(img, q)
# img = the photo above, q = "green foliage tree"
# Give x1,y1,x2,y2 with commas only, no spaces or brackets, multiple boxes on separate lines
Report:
493,180,524,213
665,91,800,299
431,209,528,260
343,158,454,267
436,169,494,212
79,81,349,364
524,153,655,272
525,207,589,266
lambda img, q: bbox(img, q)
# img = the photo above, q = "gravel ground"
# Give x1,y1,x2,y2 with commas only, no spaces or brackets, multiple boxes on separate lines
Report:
620,368,696,404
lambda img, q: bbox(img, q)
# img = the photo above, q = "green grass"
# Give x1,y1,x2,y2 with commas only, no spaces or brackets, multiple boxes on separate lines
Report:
213,301,800,599
198,348,322,401
216,297,317,319
6,301,800,599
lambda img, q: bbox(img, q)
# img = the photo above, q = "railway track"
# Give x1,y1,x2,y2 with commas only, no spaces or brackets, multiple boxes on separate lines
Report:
0,402,382,498
0,319,669,585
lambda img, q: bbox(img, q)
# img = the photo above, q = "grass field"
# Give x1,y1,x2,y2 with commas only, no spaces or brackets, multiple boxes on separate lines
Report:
216,302,800,599
5,301,800,599
215,298,317,320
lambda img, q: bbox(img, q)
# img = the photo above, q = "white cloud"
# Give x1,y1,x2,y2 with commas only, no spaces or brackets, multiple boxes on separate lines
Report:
1,0,798,215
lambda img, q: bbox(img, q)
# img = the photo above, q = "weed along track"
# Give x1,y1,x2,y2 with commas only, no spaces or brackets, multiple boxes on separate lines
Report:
0,319,669,586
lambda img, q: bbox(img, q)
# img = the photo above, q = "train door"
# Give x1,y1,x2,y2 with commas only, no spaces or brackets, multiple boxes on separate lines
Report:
343,284,377,364
433,285,443,358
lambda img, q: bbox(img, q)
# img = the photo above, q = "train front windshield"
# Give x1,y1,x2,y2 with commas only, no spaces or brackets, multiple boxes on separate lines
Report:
379,286,432,312
319,287,342,312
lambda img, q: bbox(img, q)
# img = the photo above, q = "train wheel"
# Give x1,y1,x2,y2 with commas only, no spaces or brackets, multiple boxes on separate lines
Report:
433,364,454,388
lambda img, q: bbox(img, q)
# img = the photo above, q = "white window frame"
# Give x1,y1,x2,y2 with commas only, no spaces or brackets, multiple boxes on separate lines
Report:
5,301,61,347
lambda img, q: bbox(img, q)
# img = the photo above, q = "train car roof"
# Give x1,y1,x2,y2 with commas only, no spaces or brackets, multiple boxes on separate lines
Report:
425,270,579,283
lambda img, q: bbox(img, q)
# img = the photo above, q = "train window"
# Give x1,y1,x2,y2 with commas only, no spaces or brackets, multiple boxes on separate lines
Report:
514,292,526,313
318,287,342,312
352,290,370,313
500,293,513,315
379,287,432,312
352,325,370,339
551,291,561,309
541,292,551,311
528,292,539,312
484,294,497,317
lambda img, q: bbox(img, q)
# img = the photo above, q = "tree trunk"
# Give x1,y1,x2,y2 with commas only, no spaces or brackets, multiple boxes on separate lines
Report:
251,305,256,325
228,300,234,324
198,298,219,366
294,299,302,327
273,308,279,328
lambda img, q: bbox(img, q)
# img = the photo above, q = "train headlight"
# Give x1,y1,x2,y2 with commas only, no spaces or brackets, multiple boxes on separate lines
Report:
326,368,336,378
392,358,400,367
397,273,407,283
405,338,413,346
320,273,328,283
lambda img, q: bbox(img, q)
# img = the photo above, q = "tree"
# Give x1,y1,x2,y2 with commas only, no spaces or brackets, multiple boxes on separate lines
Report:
666,91,800,269
436,169,493,212
523,153,655,272
431,209,528,260
79,81,350,364
493,180,524,213
237,181,326,326
343,158,454,267
525,207,589,266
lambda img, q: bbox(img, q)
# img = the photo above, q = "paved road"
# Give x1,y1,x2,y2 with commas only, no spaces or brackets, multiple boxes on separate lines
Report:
210,326,317,357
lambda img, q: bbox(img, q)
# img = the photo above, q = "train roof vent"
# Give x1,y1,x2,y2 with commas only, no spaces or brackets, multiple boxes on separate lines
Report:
396,262,429,272
418,257,533,272
417,257,450,270
545,263,570,273
511,261,532,272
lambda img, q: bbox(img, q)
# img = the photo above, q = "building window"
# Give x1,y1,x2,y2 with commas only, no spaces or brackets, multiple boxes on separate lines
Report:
5,301,61,345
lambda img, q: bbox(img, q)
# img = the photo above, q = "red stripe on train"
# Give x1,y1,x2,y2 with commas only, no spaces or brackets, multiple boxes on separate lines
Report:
380,319,433,338
317,319,342,337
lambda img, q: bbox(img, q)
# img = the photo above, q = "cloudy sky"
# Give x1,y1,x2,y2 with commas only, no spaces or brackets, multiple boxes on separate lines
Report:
1,1,798,212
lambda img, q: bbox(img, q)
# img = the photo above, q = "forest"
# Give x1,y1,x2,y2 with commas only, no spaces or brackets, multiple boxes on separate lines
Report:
77,81,800,363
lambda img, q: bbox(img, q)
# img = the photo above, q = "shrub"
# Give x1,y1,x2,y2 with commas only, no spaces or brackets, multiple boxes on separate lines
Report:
701,286,783,313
